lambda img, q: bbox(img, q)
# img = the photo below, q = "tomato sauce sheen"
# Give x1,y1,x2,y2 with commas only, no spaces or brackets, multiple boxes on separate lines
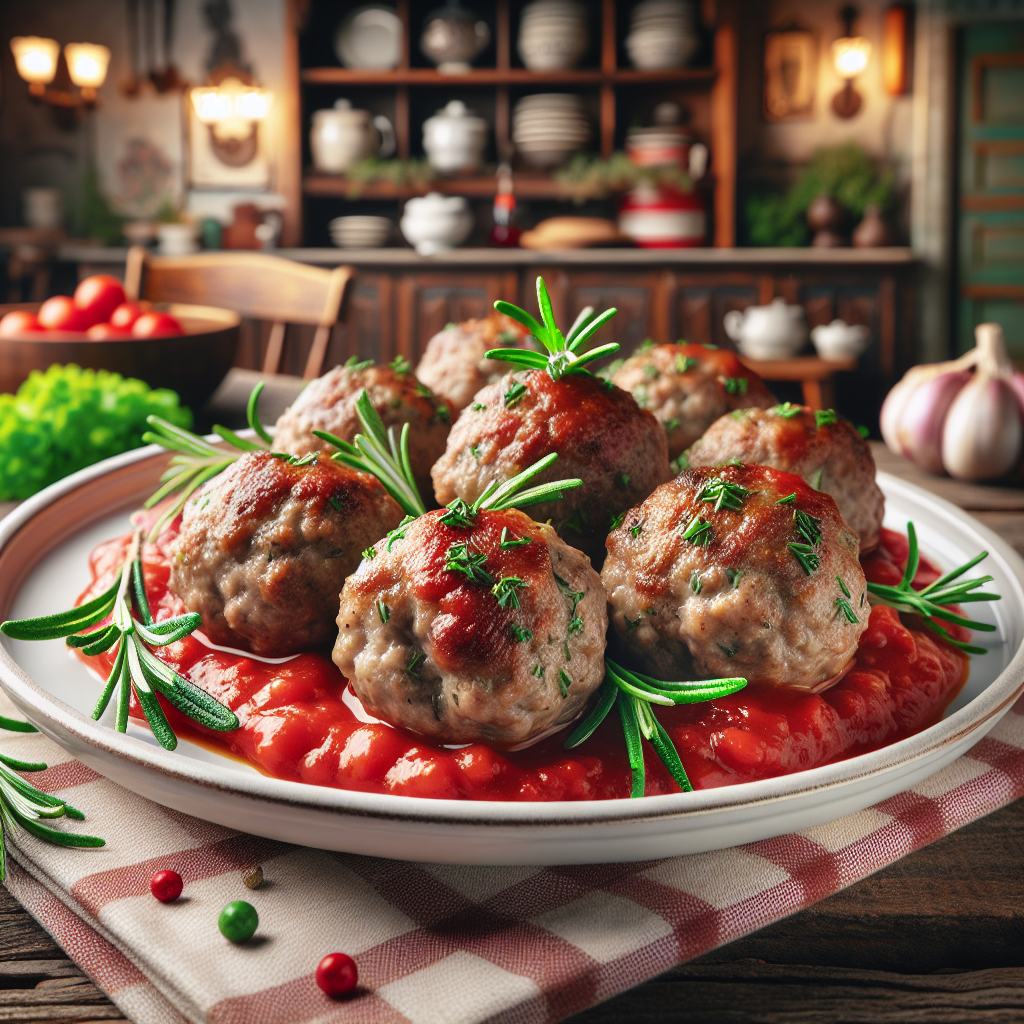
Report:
76,523,967,800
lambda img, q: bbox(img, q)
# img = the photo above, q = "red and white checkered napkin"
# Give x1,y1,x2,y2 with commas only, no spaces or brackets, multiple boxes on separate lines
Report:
3,688,1023,1024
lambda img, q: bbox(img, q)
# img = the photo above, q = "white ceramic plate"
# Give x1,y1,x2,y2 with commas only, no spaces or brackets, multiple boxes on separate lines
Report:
1,447,1022,865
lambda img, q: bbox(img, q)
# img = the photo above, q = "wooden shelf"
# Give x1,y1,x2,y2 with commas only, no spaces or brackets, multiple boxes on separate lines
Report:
304,171,584,201
301,67,717,87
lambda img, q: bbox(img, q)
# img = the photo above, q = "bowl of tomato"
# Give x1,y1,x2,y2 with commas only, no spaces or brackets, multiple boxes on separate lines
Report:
0,275,240,409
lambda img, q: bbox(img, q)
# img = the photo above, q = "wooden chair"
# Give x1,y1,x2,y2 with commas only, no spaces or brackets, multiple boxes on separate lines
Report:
124,247,354,379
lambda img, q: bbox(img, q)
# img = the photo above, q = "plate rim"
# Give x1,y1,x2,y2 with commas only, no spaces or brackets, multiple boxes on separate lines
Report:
1,445,1022,830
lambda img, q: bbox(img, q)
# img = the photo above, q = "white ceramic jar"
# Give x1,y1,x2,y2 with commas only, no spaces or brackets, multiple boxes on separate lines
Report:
518,0,588,71
811,319,871,360
626,0,699,70
156,222,200,256
422,100,489,174
400,193,473,255
310,99,396,174
723,298,808,360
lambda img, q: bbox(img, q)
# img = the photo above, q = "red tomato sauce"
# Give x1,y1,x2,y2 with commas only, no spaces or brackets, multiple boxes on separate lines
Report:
76,524,968,801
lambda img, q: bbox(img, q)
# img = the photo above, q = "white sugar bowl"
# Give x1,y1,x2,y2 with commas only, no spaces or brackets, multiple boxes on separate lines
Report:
400,192,473,255
423,100,489,174
723,298,808,360
811,319,871,360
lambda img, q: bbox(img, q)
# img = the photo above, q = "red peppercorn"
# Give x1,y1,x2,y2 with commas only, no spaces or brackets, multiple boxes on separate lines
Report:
150,870,183,903
316,952,358,998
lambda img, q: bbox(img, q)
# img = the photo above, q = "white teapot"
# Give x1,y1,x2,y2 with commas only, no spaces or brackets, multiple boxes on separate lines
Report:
723,298,808,360
811,319,870,360
423,101,489,173
310,99,396,174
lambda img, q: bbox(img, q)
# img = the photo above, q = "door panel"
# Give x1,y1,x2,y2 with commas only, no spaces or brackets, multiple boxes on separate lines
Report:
957,25,1024,359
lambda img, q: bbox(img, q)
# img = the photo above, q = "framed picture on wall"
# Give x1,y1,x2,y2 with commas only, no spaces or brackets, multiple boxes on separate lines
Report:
763,28,817,122
185,96,273,191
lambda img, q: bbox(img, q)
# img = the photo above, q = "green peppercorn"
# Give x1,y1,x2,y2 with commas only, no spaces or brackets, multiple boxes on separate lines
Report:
218,900,259,943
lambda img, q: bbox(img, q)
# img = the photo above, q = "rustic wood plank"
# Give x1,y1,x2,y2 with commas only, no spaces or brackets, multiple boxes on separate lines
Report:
0,1009,124,1023
0,962,81,980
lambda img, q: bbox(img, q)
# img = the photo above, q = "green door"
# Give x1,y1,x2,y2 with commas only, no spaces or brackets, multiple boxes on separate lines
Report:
956,23,1024,359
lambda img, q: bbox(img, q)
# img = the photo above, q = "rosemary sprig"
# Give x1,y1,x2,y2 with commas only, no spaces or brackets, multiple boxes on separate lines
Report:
142,381,273,539
565,659,746,797
700,477,751,512
317,390,427,518
0,718,105,882
487,277,620,381
866,522,1000,655
0,532,238,752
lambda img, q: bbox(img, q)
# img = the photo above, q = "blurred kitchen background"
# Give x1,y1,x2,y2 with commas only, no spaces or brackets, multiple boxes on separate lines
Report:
0,0,1021,430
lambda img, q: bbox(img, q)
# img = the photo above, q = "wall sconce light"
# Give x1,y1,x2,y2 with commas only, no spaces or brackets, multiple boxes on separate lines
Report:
190,65,272,167
830,6,872,118
10,36,110,108
882,4,913,96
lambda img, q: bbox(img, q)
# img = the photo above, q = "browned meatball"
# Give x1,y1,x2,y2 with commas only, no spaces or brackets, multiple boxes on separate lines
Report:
603,464,867,690
272,362,451,502
686,405,884,551
415,312,533,416
430,370,672,561
611,343,776,459
334,506,607,748
171,450,404,656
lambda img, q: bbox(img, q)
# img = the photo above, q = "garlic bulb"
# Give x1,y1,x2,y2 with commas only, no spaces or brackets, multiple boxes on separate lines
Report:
881,322,1024,481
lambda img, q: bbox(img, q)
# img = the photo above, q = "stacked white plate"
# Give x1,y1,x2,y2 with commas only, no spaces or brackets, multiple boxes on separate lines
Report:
512,93,591,169
518,0,589,71
626,0,699,70
329,215,392,249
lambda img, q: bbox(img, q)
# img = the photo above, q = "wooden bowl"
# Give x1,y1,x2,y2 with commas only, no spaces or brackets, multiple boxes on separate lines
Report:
0,301,241,409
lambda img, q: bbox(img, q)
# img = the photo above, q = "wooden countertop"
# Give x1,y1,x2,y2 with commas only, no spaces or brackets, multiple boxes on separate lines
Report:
59,244,917,269
1,378,1020,1023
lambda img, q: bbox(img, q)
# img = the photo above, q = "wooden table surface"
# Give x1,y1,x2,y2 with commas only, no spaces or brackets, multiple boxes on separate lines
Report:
1,373,1022,1023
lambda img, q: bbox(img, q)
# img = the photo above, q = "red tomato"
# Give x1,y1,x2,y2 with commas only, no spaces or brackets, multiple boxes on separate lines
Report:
37,295,93,332
74,275,126,326
132,312,184,338
109,301,148,329
86,322,133,340
0,310,43,336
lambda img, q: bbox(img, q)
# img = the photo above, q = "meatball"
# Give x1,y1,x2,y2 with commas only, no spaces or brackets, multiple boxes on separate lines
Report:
171,450,404,657
603,464,867,690
334,506,607,748
611,343,776,460
415,312,532,415
686,405,884,551
431,370,672,561
272,362,451,501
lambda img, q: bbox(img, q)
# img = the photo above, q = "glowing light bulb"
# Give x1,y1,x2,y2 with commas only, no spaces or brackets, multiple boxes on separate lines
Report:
832,36,871,79
10,36,59,87
64,43,111,90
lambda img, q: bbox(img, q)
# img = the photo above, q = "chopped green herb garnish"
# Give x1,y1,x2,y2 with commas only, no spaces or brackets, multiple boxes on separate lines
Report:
690,573,702,594
776,492,796,505
789,542,821,575
386,516,415,551
471,402,487,411
445,543,493,585
344,356,375,371
721,376,748,395
700,477,751,512
625,615,642,630
618,473,630,490
633,385,648,408
362,546,377,559
609,511,626,531
676,355,699,373
815,408,838,427
681,515,714,546
702,343,718,350
835,597,859,623
554,573,585,617
643,364,660,379
405,652,424,676
390,354,412,376
510,624,533,642
500,527,531,549
532,665,545,677
492,576,527,609
376,600,390,623
772,402,803,418
718,643,738,657
725,568,744,587
628,519,644,538
638,338,657,352
794,509,822,547
664,418,681,432
559,670,572,697
504,380,528,407
328,494,342,511
568,615,584,636
857,424,870,439
837,575,851,598
437,404,451,425
440,497,475,528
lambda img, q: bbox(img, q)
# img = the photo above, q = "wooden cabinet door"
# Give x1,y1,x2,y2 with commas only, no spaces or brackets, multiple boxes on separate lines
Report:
394,271,517,363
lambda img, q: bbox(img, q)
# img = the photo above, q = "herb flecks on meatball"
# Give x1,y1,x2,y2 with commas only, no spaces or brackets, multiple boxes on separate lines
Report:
171,450,404,657
602,464,867,690
686,403,885,551
610,342,776,460
334,507,607,749
415,312,532,416
272,359,451,502
431,369,671,561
